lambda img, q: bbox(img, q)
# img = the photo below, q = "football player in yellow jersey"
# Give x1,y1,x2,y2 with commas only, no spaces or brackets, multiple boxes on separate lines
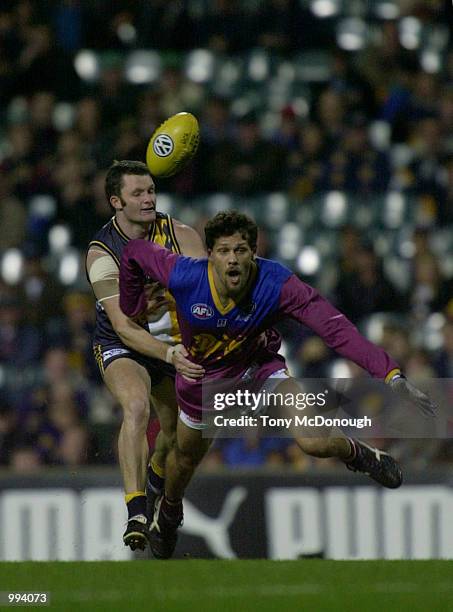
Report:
86,160,205,551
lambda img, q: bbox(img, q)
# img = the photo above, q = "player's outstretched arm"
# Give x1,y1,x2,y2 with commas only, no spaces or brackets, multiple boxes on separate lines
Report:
279,274,436,416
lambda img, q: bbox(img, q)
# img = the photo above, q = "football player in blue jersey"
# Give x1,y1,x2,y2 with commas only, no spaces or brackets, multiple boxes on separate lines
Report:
120,210,436,559
86,160,205,551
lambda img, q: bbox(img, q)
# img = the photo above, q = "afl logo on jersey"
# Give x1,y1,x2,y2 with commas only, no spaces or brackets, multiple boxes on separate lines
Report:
191,303,214,319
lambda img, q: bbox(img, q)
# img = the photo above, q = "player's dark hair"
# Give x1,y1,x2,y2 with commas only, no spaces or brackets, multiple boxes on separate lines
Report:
105,160,151,202
205,210,258,250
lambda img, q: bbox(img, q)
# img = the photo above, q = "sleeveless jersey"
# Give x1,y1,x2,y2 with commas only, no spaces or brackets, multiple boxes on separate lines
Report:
87,213,181,351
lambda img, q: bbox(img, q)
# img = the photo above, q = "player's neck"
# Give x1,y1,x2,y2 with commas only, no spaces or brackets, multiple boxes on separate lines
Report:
115,214,151,240
214,262,256,307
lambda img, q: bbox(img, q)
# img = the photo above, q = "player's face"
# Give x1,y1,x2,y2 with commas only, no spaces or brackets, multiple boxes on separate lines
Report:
114,174,156,223
209,232,255,298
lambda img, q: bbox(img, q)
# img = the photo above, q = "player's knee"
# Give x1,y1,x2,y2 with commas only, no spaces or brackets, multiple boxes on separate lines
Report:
122,397,150,430
298,437,332,458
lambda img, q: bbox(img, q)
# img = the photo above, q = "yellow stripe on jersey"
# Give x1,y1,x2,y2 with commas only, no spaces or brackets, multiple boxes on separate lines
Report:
93,344,105,376
151,215,182,342
167,214,182,254
112,217,131,241
189,332,246,361
207,262,236,315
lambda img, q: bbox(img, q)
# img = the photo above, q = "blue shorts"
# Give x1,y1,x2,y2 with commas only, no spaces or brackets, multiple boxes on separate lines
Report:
93,343,175,385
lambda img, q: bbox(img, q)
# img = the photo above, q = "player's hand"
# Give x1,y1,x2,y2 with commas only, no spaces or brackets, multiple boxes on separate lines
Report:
133,283,167,324
389,375,436,417
168,344,205,381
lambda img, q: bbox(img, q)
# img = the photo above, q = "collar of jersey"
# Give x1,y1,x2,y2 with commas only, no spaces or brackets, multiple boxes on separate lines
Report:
112,216,154,242
207,261,257,316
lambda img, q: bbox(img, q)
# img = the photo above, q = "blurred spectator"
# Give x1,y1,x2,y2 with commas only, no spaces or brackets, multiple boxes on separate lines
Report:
53,0,82,53
96,53,134,130
330,51,377,118
287,122,325,199
0,123,36,200
158,65,204,118
29,91,58,159
255,0,302,55
199,0,251,53
314,88,346,150
410,253,453,323
19,256,65,328
47,381,90,465
0,402,18,464
10,445,43,472
319,113,391,194
380,325,412,369
200,96,233,147
59,425,90,466
60,291,95,378
271,105,300,152
334,245,405,323
137,0,195,50
73,97,102,153
13,24,78,99
0,173,27,250
206,111,287,195
0,292,42,368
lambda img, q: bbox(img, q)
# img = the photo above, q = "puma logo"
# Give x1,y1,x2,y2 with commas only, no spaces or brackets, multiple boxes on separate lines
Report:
182,487,247,558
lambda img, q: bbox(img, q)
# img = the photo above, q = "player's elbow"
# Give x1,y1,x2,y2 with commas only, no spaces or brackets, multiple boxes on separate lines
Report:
119,292,141,319
112,322,135,345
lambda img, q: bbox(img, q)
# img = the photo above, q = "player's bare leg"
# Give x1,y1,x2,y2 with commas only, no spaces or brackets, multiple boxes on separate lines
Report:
275,378,402,489
149,419,211,559
103,358,153,550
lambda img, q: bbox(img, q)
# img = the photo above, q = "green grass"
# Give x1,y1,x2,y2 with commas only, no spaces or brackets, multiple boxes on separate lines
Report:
1,560,453,612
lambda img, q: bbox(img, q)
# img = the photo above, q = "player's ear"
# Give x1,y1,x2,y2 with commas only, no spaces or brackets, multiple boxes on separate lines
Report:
110,195,123,211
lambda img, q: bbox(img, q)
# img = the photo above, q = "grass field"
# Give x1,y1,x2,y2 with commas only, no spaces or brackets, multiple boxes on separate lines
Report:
1,560,452,611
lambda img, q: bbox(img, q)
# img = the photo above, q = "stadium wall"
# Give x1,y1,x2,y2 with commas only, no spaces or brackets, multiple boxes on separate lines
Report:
0,471,452,561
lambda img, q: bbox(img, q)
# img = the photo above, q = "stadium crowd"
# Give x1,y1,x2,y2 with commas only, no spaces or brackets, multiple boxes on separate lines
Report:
0,0,452,472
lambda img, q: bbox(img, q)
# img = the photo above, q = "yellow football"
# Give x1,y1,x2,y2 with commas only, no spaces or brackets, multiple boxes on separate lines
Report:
146,112,200,178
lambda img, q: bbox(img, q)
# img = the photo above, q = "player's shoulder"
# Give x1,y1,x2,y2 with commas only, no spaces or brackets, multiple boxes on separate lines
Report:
256,257,293,282
171,217,206,258
171,252,207,288
88,217,115,249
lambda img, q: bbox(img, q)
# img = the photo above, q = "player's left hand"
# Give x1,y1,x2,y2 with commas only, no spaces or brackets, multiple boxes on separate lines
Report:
389,375,436,417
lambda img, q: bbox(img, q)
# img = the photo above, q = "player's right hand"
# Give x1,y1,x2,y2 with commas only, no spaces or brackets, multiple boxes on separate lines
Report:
144,282,168,315
170,344,205,381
